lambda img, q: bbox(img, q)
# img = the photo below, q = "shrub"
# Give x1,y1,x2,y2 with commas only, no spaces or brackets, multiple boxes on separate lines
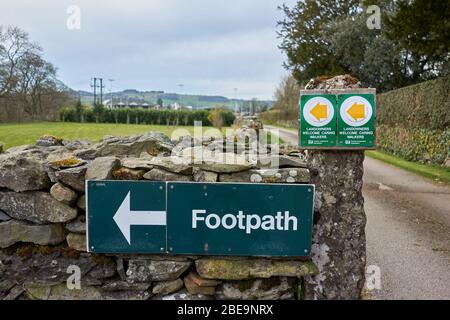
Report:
377,125,449,165
60,107,235,127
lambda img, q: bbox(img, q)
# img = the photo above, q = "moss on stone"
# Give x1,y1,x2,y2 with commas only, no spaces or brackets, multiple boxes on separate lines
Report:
237,279,254,292
59,247,81,259
36,245,54,255
112,167,145,180
50,157,83,169
40,135,63,144
146,145,160,156
25,283,102,300
196,258,319,280
296,279,304,300
25,286,51,300
112,168,126,179
91,254,112,265
16,245,34,258
259,277,282,291
15,244,56,258
263,176,278,183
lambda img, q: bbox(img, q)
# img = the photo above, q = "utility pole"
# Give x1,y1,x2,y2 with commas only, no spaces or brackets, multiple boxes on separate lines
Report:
108,79,115,108
91,78,97,105
91,77,105,106
99,78,104,105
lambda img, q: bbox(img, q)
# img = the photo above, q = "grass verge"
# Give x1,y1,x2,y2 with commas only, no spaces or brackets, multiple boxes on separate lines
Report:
366,150,450,184
264,130,286,144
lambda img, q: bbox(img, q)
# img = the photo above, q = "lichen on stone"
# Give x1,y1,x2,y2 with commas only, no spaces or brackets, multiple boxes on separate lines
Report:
59,247,81,259
15,244,56,258
40,135,63,143
112,167,145,180
49,157,84,169
262,176,278,183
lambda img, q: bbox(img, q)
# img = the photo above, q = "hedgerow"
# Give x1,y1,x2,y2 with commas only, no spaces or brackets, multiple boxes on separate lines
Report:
376,76,449,165
59,107,235,127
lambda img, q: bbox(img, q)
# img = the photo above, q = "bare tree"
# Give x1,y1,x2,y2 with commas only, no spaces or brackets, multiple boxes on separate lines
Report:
0,26,41,97
272,74,300,120
16,51,58,119
0,25,71,122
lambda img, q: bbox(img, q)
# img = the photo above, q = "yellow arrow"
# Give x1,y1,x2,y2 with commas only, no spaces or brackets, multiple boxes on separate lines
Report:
311,103,328,121
347,103,365,121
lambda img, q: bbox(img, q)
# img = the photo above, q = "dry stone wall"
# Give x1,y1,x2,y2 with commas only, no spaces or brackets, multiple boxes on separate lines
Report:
0,130,321,300
0,116,366,300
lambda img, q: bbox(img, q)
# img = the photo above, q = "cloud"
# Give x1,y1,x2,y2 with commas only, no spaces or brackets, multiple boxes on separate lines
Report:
0,0,297,99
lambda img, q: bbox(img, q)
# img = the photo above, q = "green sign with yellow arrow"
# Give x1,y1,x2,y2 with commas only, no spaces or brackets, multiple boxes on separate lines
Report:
299,94,336,148
299,89,376,149
337,93,376,148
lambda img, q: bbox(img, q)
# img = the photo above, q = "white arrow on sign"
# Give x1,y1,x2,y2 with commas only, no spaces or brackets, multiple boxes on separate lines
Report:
113,191,166,245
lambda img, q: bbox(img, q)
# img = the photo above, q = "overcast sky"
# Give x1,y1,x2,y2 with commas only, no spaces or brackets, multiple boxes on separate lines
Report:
1,0,297,100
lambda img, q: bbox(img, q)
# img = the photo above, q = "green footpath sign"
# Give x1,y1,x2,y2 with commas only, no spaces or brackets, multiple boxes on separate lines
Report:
299,94,336,147
337,93,376,148
299,89,376,149
87,181,166,253
86,181,315,257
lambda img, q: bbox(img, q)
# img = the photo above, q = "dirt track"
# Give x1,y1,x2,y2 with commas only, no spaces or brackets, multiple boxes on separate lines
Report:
265,126,450,300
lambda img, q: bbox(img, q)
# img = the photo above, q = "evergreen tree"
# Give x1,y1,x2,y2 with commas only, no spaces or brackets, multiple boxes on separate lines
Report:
385,0,450,77
277,0,360,85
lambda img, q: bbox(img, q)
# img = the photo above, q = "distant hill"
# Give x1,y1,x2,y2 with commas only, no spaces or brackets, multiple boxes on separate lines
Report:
78,89,273,110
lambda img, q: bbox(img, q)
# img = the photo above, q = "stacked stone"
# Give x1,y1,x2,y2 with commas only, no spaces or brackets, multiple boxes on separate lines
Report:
0,131,317,300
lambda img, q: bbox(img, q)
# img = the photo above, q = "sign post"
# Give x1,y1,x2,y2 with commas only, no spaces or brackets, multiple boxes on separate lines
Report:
86,181,315,257
299,89,376,149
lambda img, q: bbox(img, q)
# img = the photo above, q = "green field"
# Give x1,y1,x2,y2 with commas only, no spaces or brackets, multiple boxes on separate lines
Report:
0,122,230,150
